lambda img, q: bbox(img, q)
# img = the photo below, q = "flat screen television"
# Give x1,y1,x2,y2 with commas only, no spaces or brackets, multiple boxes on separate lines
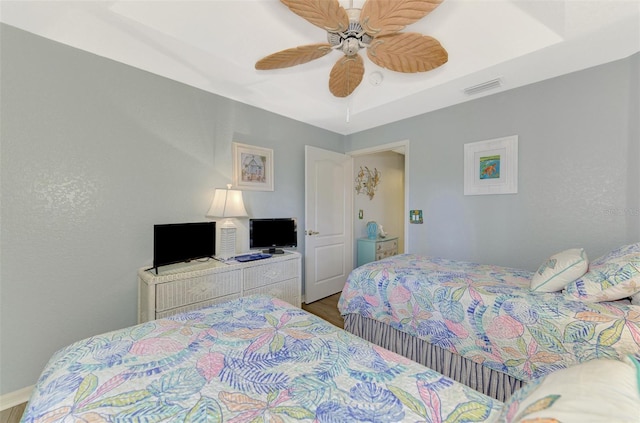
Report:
250,218,297,254
153,222,215,272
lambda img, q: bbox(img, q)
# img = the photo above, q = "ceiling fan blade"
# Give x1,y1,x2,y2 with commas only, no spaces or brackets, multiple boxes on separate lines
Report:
255,44,333,70
367,32,447,73
360,0,443,37
329,54,364,97
280,0,349,33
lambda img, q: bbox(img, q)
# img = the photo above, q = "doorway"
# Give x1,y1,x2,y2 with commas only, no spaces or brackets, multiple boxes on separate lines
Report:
348,140,408,259
303,142,407,305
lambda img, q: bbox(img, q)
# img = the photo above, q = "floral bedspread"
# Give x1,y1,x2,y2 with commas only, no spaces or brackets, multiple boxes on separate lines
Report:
338,254,640,382
22,295,502,423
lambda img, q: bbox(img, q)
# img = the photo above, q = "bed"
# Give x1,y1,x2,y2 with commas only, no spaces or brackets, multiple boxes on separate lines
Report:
21,295,504,422
338,243,640,402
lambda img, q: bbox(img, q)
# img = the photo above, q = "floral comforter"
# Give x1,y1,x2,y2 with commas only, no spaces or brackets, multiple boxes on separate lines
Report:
22,295,502,423
338,254,640,382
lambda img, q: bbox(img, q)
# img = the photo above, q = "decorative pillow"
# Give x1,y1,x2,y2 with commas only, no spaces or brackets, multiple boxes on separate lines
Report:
499,356,640,423
530,248,588,292
590,242,640,267
565,243,640,302
632,292,640,306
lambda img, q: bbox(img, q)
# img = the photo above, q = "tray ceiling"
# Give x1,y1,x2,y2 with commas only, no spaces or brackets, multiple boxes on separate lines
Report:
1,0,638,134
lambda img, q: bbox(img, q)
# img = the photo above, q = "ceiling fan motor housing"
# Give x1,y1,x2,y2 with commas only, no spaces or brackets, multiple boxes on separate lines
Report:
327,8,372,56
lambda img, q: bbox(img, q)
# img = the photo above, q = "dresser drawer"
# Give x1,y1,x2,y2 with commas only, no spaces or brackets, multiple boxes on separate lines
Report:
244,278,300,307
375,239,398,261
243,259,299,290
156,293,241,319
155,269,241,312
376,239,398,253
376,249,397,260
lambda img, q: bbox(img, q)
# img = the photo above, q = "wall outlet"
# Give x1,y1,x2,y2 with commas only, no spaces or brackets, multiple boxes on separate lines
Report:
358,209,363,219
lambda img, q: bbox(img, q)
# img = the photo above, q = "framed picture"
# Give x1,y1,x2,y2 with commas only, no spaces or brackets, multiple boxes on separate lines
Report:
464,135,518,195
232,142,274,191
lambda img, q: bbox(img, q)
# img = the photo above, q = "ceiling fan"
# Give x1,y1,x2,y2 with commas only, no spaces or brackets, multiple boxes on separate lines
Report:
255,0,448,98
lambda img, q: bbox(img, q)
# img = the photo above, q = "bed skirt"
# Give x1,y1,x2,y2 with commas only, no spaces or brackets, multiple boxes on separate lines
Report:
343,313,525,402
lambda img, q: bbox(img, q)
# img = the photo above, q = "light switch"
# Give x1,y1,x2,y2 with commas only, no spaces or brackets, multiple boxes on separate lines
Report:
410,210,423,224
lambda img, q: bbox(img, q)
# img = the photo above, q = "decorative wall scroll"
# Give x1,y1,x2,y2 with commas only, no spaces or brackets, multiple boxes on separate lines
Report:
355,166,381,200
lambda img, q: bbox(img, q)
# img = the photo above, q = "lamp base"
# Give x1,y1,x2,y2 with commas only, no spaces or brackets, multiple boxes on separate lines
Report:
218,224,237,260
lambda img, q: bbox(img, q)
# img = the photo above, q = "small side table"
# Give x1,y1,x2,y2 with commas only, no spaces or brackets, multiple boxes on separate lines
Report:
357,237,398,266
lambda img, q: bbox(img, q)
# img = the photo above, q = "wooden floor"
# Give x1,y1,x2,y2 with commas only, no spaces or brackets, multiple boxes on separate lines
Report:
302,292,343,328
0,402,25,423
1,293,343,422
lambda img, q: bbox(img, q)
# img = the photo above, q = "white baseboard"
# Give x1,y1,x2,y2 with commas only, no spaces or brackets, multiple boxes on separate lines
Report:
0,385,33,411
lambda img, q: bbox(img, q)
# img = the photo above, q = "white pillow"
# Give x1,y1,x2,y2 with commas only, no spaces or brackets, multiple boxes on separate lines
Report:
499,356,640,423
632,292,640,306
590,242,640,267
530,248,588,292
565,244,640,302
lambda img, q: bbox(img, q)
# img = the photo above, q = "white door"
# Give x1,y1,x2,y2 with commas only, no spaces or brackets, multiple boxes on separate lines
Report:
304,146,353,303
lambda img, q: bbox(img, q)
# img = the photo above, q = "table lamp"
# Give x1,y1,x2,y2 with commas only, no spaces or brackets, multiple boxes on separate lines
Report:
206,184,248,260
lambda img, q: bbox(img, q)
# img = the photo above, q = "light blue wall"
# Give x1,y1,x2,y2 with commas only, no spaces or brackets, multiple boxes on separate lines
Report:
0,24,344,395
347,53,640,271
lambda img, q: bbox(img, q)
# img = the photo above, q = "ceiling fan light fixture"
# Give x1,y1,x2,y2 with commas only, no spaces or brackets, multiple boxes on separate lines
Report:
369,71,383,86
327,8,372,56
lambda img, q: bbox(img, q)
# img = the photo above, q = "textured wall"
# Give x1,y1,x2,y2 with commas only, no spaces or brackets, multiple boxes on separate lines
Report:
347,53,640,271
0,24,343,395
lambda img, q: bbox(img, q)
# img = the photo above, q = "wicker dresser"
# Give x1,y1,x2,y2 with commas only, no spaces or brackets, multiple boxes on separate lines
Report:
138,251,301,322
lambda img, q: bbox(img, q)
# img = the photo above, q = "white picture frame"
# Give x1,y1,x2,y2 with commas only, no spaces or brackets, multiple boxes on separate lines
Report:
232,142,274,191
464,135,518,195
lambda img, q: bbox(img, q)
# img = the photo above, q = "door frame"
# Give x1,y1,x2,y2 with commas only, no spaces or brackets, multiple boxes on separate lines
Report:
347,139,410,256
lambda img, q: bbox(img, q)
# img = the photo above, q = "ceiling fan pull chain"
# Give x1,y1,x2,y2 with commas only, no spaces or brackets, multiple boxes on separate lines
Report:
346,97,351,123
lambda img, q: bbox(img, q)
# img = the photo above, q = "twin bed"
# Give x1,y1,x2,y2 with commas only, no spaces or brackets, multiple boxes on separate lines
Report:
22,295,503,422
22,243,640,422
338,243,640,402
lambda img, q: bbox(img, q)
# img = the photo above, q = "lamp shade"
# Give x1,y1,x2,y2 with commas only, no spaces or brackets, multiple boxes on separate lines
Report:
206,185,248,218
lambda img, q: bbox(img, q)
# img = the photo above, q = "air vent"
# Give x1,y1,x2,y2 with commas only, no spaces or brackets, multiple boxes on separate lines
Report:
463,78,503,96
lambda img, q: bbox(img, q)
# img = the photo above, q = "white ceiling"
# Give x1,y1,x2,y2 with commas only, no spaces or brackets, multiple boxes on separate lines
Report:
1,0,638,135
